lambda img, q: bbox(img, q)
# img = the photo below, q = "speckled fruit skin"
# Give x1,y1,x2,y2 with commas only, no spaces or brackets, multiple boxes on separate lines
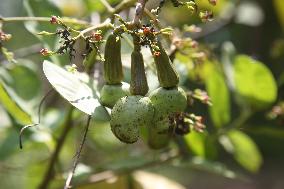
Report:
100,82,130,108
148,117,171,149
147,87,187,149
110,96,154,143
149,87,187,118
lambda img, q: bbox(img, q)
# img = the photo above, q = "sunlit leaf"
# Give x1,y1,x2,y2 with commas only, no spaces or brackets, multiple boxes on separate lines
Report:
76,175,130,189
234,55,277,109
185,131,206,156
206,69,230,127
185,131,217,159
134,171,186,189
227,130,263,173
274,0,284,30
84,0,105,13
182,157,241,179
43,60,109,119
0,81,32,125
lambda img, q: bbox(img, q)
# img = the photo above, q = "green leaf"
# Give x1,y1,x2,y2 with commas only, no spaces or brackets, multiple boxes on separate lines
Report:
185,131,206,156
227,130,263,173
5,62,41,101
206,69,230,127
234,55,277,109
43,60,109,119
23,0,62,64
0,81,32,125
274,0,284,30
185,131,217,159
0,128,20,160
181,157,241,179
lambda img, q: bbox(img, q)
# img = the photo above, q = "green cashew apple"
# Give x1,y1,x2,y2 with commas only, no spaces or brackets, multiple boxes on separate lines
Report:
100,82,130,108
147,87,187,149
149,87,187,118
110,96,154,143
148,117,172,149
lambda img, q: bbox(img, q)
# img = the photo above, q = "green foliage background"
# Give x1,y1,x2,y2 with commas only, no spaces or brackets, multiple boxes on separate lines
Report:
0,0,284,188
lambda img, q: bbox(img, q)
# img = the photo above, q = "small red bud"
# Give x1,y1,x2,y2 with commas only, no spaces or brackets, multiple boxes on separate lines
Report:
92,32,102,41
40,48,50,56
0,31,12,41
209,0,217,6
50,16,58,24
190,41,198,48
153,51,161,57
199,11,214,22
143,27,151,35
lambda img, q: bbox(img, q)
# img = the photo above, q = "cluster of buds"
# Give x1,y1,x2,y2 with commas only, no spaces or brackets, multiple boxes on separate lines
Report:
50,16,59,25
90,31,103,42
199,10,214,22
187,113,206,133
267,102,284,120
66,63,78,73
169,112,206,135
39,16,105,60
39,48,54,56
150,0,166,16
0,31,12,42
187,89,212,106
134,24,162,57
173,37,199,49
169,112,190,135
208,0,217,6
170,0,197,13
184,24,202,33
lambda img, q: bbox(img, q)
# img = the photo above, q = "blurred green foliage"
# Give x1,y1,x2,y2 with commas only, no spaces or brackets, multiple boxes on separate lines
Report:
0,0,284,189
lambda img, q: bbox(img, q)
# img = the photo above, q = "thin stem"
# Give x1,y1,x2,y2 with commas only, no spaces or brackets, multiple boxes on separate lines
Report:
19,88,54,149
144,8,172,45
0,17,91,27
99,0,115,13
64,115,92,189
38,107,74,189
111,0,137,15
74,19,114,40
222,109,252,134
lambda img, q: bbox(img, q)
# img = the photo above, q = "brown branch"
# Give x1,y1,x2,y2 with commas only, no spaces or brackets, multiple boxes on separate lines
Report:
63,115,92,189
133,0,148,25
38,107,74,189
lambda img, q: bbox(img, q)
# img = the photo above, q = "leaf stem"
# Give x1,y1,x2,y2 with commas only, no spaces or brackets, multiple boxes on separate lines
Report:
133,0,148,25
74,19,114,40
110,0,137,15
64,115,92,189
0,17,91,27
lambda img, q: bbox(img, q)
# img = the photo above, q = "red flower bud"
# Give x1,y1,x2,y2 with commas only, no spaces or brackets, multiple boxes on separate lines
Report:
50,16,58,24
